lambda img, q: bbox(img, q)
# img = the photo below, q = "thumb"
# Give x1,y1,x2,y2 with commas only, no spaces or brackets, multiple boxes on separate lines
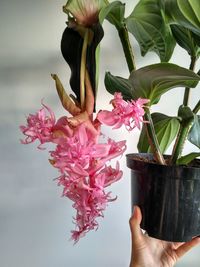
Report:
129,205,143,245
175,237,200,259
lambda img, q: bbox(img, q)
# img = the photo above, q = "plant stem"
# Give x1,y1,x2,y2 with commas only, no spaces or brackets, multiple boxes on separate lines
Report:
144,110,166,165
80,29,89,110
170,122,193,165
193,99,200,114
171,56,197,164
118,25,136,73
183,56,197,106
117,23,164,164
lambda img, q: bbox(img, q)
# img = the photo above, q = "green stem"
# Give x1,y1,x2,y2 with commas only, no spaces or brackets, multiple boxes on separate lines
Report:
193,99,200,114
118,25,136,73
170,122,193,165
80,29,89,110
171,57,197,164
183,56,197,106
144,110,166,165
117,23,164,164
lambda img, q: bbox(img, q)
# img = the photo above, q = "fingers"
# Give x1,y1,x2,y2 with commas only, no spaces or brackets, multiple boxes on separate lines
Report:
129,206,143,245
175,237,200,259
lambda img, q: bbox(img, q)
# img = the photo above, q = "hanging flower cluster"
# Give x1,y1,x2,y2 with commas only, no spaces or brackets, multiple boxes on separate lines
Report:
20,0,149,243
20,90,148,242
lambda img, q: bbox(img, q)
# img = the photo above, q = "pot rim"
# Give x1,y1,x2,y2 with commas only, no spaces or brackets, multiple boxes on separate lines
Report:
126,153,200,171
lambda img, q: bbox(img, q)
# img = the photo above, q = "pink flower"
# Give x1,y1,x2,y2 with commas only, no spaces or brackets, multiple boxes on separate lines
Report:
97,92,149,130
20,102,127,243
50,122,126,242
20,103,55,148
95,162,123,188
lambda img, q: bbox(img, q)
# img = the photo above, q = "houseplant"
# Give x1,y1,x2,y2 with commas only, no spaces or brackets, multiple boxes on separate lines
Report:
20,0,200,242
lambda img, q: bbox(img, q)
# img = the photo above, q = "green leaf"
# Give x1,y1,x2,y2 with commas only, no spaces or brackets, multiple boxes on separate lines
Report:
170,24,200,57
188,115,200,148
125,0,175,62
99,1,125,29
104,72,133,100
164,0,200,36
138,113,180,153
129,63,200,105
177,152,200,165
61,24,104,108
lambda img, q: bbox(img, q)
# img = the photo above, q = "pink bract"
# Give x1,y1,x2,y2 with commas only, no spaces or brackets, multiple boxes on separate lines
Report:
20,102,127,243
20,103,56,149
51,123,126,242
97,92,149,130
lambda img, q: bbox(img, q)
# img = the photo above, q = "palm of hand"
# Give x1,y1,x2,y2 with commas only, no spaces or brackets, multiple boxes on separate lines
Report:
132,235,185,267
129,206,200,267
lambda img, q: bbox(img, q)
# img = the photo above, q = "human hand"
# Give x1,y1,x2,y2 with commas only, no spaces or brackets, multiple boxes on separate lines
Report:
129,206,200,267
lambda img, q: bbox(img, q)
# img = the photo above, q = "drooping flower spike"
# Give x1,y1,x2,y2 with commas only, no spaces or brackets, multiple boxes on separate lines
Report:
20,98,127,242
20,0,149,244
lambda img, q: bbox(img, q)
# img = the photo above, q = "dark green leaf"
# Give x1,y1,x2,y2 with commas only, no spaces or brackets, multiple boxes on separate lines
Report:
128,63,200,105
104,72,133,100
164,0,200,36
188,115,200,148
126,0,175,62
177,152,200,165
61,23,104,108
61,27,83,103
99,1,125,29
138,113,180,153
171,24,199,57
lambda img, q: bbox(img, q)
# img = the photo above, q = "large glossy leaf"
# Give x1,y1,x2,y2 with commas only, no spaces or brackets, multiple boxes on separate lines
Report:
99,1,125,29
171,24,200,57
138,113,180,153
164,0,200,36
129,63,200,105
188,114,200,148
125,0,175,62
104,72,133,100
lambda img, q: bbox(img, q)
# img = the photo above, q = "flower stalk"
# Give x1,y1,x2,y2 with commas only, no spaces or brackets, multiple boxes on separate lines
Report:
80,28,89,109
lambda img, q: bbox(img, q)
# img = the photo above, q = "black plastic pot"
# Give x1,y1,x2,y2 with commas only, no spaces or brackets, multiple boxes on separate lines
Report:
126,153,200,242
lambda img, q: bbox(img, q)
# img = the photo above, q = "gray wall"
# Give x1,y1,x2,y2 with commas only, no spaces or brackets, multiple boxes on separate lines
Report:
0,0,199,266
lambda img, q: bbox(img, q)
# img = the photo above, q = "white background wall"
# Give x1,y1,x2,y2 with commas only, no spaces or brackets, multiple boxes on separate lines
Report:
0,0,199,266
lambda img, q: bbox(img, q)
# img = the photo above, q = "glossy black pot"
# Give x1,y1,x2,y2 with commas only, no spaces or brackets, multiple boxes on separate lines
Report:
126,153,200,242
